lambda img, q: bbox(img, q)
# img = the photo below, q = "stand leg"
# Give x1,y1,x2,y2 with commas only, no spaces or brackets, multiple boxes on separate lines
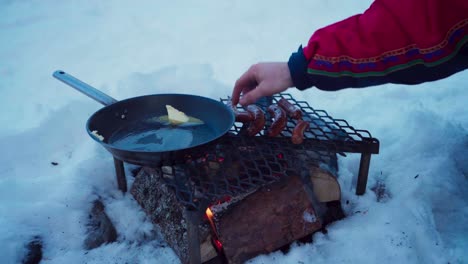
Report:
356,153,371,195
185,209,201,264
113,157,127,193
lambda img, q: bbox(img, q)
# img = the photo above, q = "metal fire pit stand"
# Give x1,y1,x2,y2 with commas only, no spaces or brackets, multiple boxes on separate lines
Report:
112,93,379,196
224,93,380,196
109,93,379,264
114,158,127,192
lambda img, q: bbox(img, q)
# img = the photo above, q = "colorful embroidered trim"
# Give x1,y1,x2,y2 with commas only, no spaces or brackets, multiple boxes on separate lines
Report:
307,18,468,77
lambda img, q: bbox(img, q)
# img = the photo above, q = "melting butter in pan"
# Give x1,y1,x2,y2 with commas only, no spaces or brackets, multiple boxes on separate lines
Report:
152,105,204,125
166,105,189,124
156,115,204,125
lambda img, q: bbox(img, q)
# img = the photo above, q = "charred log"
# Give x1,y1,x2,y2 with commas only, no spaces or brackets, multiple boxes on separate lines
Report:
131,168,216,264
131,164,342,264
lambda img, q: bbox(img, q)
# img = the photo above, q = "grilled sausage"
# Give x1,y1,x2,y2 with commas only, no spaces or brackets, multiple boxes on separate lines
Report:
235,111,254,123
266,104,287,137
246,105,265,136
226,100,254,123
291,120,309,144
278,98,303,120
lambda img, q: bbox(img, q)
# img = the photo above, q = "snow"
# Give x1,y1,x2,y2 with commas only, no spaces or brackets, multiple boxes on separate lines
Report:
0,0,467,263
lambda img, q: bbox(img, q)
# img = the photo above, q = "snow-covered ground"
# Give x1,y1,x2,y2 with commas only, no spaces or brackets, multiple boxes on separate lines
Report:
1,0,467,263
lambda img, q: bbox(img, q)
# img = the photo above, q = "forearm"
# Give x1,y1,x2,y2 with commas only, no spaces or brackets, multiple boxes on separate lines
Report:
289,0,468,91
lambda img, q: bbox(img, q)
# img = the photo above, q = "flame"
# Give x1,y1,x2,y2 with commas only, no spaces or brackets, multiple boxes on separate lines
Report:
205,207,216,234
206,207,223,251
206,207,214,219
206,199,231,253
205,207,223,252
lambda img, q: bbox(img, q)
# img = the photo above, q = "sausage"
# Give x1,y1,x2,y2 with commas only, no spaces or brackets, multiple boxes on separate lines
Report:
225,100,254,123
235,111,254,123
278,98,303,120
246,105,265,136
266,104,287,137
291,120,309,144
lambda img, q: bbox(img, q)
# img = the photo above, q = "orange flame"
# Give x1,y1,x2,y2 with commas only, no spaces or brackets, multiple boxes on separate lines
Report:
206,207,214,219
206,207,223,252
206,207,216,233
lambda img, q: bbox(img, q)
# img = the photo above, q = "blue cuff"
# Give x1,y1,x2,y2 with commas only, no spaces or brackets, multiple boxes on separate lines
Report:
287,46,314,90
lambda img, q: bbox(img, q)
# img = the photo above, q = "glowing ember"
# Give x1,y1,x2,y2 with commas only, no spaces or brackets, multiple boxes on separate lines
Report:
213,238,223,251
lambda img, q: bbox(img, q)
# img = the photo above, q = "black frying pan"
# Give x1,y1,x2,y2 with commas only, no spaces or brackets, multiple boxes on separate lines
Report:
53,70,235,166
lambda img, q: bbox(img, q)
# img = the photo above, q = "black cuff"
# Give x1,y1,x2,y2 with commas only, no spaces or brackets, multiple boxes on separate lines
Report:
287,46,314,90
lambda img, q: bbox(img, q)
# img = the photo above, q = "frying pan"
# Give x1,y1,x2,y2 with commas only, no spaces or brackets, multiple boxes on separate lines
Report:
53,70,235,166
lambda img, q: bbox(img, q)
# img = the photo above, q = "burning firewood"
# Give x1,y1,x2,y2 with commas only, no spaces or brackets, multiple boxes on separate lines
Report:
206,175,322,263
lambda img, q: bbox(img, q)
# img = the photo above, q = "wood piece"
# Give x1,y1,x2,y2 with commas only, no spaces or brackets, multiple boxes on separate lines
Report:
131,164,341,264
200,235,218,263
309,166,341,202
211,175,322,264
22,236,42,264
84,200,117,250
130,168,216,264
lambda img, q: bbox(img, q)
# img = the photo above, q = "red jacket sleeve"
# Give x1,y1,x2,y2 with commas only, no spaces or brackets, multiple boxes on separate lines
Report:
288,0,468,91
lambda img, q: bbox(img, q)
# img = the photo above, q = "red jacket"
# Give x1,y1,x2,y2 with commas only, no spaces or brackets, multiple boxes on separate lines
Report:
288,0,468,91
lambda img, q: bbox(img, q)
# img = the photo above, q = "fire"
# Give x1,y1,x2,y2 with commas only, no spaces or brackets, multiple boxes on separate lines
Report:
206,207,224,252
206,207,214,219
205,207,216,234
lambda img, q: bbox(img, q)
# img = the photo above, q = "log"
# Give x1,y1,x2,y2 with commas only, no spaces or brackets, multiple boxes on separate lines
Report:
131,165,342,264
130,168,217,264
210,174,322,264
22,236,42,264
84,200,117,250
309,166,341,202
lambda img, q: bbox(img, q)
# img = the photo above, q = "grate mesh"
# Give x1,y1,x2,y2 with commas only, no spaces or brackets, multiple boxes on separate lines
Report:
158,93,379,210
225,93,379,154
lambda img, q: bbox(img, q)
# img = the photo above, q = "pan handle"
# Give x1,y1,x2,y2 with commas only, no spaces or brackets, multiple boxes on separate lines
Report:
53,70,118,106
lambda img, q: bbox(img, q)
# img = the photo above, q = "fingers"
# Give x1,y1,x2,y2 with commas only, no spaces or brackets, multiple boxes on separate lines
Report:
232,62,292,106
230,84,243,106
231,65,257,105
239,82,268,106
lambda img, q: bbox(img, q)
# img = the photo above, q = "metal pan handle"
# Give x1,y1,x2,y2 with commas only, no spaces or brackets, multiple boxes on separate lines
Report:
53,70,118,106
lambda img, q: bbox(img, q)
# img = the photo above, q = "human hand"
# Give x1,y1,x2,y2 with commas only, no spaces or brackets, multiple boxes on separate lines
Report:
231,62,293,106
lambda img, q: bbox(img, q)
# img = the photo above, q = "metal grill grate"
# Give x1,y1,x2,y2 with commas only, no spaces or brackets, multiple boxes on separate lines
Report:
159,93,379,210
225,93,379,154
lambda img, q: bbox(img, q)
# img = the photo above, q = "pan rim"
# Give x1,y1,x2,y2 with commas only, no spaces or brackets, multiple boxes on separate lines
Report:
85,93,235,153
